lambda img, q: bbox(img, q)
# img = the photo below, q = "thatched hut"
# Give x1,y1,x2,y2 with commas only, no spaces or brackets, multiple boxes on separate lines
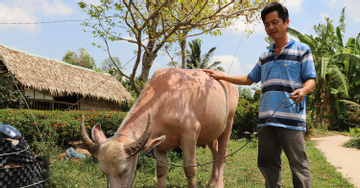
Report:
0,44,133,111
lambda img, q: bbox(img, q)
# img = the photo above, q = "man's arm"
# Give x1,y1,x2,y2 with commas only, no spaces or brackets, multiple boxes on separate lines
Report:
203,69,254,85
290,78,315,103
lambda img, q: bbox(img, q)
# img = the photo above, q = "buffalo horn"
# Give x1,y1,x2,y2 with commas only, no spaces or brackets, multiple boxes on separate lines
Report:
124,113,153,158
80,115,100,158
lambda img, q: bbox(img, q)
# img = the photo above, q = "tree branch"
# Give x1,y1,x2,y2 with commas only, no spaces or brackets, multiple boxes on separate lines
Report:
184,25,220,38
103,37,131,80
97,16,137,44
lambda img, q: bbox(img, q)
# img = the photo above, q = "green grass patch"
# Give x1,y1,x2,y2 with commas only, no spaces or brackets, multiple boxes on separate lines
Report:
343,127,360,149
46,137,354,187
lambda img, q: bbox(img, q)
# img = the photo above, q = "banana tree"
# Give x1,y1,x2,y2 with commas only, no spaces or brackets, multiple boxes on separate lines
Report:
288,8,360,130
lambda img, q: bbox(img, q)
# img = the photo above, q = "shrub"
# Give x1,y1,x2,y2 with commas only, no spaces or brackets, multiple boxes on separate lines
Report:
0,73,24,109
0,108,127,146
346,109,360,127
344,127,360,149
231,87,261,139
232,98,260,139
304,112,316,139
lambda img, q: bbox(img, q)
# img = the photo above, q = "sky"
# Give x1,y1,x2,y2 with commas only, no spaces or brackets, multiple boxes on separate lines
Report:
1,0,360,82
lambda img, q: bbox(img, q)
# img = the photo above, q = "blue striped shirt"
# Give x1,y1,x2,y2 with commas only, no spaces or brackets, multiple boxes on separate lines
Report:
248,39,316,131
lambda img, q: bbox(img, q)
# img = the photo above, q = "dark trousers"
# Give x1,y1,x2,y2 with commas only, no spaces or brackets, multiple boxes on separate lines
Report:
257,126,311,188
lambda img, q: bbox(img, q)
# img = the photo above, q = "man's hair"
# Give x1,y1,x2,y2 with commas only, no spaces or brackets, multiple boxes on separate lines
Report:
261,2,289,23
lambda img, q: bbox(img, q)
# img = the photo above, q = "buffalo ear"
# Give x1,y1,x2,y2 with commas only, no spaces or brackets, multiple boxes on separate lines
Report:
139,135,166,153
91,123,107,145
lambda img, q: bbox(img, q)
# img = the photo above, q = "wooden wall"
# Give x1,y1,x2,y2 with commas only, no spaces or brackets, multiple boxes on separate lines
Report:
80,97,123,111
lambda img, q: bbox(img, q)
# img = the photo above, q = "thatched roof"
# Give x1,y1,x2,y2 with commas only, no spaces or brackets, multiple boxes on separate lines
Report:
0,44,133,104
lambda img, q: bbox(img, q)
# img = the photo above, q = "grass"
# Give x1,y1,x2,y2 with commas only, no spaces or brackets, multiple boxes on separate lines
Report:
44,130,355,188
344,138,360,149
343,127,360,149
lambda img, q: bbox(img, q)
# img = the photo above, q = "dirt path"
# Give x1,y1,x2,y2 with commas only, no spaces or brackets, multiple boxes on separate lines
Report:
311,134,360,188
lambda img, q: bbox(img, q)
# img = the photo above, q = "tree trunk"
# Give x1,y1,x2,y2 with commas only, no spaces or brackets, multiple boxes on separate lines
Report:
140,51,157,83
315,79,327,128
180,38,187,69
180,30,189,69
139,16,158,84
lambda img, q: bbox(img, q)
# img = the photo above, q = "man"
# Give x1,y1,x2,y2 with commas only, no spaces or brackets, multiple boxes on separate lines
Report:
203,2,315,188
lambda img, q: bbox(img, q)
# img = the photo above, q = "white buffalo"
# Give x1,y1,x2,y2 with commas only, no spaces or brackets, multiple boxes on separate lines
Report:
80,68,239,188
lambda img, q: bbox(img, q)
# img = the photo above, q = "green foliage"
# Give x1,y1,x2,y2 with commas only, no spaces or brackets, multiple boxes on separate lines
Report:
0,73,24,109
231,87,261,139
32,132,61,187
100,57,124,81
62,48,96,69
121,77,143,101
0,108,127,146
345,107,360,126
343,127,360,149
348,127,360,137
288,8,360,130
78,1,266,90
304,112,316,139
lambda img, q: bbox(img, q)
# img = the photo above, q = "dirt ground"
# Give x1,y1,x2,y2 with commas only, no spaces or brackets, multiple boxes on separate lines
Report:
312,134,360,188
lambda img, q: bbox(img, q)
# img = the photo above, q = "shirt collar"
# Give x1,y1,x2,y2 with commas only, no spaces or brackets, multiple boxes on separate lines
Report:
268,38,295,51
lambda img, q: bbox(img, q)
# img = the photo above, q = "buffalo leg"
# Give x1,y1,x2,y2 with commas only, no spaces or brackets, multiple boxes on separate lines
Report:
207,140,219,187
155,148,167,188
214,118,233,188
181,134,199,188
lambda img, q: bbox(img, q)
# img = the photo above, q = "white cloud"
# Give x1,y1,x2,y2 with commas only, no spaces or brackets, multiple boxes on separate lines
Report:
211,55,254,76
152,61,162,70
80,0,103,6
223,0,305,36
40,0,76,16
283,0,304,14
0,4,38,32
0,1,75,33
223,16,265,36
328,0,360,23
320,13,330,20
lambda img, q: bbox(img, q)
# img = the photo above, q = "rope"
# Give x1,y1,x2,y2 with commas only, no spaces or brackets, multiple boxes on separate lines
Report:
227,23,249,75
20,177,50,188
9,72,44,143
145,138,252,168
146,95,302,168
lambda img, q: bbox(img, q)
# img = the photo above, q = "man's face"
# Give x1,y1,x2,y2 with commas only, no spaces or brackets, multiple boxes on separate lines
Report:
264,11,289,41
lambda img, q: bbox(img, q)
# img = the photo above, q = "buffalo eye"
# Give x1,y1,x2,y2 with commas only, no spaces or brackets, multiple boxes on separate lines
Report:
123,167,129,174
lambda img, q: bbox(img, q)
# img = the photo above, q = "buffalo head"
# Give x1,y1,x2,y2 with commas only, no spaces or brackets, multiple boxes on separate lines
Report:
80,114,166,187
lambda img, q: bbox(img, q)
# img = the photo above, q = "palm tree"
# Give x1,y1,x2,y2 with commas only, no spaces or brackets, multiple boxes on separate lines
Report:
62,48,95,69
288,8,360,130
186,39,224,72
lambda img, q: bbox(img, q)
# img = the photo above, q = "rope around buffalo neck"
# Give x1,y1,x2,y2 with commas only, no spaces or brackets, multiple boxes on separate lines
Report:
145,95,303,168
